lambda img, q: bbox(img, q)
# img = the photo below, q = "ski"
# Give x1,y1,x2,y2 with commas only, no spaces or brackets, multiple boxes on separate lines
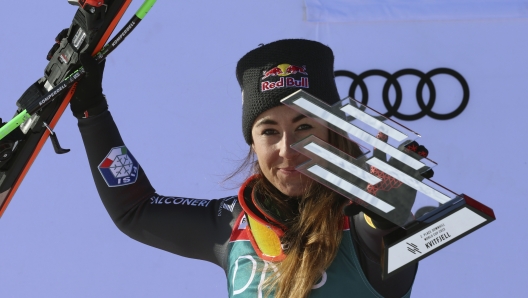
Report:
0,0,157,218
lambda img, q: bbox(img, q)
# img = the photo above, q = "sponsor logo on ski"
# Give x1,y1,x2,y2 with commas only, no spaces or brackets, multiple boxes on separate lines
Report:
39,84,67,106
150,195,212,207
72,28,87,50
261,64,309,92
59,54,69,64
98,146,139,187
111,21,136,47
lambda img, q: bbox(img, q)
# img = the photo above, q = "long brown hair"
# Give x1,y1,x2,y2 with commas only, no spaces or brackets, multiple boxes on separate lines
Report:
241,130,362,298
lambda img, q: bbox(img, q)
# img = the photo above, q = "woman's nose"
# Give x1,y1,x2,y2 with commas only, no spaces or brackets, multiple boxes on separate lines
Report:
279,132,300,159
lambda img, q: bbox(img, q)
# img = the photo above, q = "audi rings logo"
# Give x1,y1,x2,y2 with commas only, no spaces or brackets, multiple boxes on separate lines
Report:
334,68,469,121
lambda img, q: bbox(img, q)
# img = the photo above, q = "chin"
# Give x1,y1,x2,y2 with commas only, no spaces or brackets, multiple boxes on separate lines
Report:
267,172,312,197
277,183,308,197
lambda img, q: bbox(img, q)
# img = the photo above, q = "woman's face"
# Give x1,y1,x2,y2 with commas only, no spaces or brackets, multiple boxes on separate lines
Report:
251,105,328,197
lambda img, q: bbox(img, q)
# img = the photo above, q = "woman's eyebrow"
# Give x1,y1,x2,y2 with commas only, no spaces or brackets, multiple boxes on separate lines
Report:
255,114,306,127
292,114,306,123
255,118,277,127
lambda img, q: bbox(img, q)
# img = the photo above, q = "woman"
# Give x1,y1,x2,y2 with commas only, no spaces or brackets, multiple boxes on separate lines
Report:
71,39,418,297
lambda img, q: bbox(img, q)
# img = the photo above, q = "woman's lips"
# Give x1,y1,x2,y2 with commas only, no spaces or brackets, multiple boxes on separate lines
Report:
278,167,300,175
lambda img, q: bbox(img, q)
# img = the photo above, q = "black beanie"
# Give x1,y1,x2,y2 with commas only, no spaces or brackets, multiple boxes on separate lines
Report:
236,39,340,144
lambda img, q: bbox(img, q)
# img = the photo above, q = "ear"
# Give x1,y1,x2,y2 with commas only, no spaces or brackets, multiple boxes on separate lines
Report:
251,143,255,152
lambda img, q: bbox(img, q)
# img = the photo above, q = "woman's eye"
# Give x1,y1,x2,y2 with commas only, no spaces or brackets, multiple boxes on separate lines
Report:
297,124,312,131
262,129,278,135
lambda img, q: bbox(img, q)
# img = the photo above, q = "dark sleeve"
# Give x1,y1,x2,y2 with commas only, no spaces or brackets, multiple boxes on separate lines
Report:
77,110,241,269
351,214,417,298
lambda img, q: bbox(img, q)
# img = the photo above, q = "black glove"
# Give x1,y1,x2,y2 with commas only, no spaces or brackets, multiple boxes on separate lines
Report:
403,141,434,179
47,28,108,118
69,52,108,118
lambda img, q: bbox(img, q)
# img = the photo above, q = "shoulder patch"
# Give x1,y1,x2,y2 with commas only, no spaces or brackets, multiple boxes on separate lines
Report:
98,146,139,187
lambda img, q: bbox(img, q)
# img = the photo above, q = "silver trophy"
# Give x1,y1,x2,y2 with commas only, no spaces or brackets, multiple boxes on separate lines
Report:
281,90,495,279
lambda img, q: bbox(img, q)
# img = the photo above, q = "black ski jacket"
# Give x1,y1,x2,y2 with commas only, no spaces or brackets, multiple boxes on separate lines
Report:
78,111,417,298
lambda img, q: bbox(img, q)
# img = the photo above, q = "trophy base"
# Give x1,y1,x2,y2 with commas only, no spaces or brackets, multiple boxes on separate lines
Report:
381,194,495,279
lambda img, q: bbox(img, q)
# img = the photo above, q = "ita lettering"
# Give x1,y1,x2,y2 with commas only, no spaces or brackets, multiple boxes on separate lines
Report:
231,255,327,296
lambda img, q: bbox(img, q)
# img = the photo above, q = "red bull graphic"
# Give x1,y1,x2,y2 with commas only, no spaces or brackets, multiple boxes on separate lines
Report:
262,67,284,79
262,77,309,91
261,63,309,92
286,64,307,75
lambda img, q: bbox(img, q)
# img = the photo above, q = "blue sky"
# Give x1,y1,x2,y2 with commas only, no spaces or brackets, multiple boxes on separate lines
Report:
0,1,525,297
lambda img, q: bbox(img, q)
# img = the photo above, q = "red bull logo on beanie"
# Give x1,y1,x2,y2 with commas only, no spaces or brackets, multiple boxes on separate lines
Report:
262,67,284,79
261,77,309,92
261,63,309,92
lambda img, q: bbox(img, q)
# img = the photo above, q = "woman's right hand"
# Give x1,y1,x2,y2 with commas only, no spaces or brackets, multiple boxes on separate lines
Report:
47,28,107,118
69,52,107,118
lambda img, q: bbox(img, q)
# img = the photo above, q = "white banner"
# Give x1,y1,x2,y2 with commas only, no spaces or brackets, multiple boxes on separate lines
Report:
305,0,528,22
